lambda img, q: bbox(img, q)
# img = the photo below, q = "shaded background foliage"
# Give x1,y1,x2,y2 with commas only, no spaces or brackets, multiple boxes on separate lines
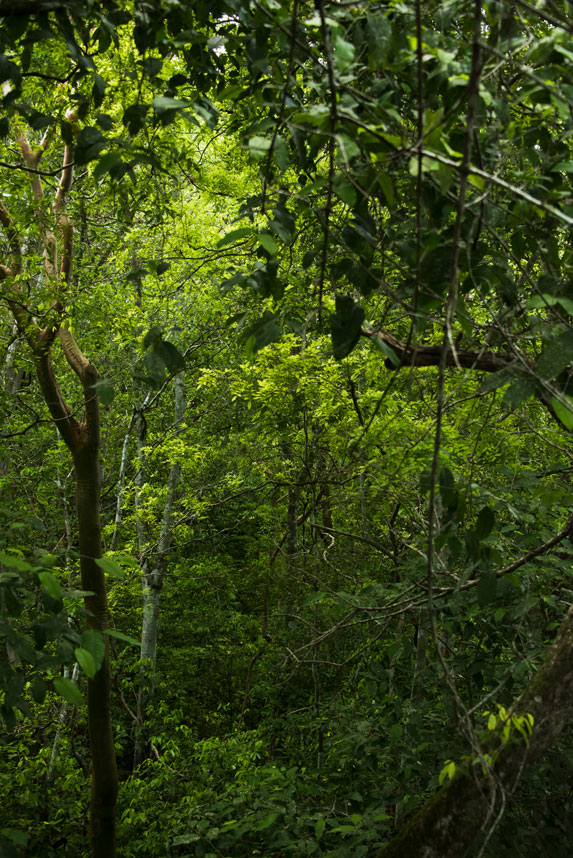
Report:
2,1,573,857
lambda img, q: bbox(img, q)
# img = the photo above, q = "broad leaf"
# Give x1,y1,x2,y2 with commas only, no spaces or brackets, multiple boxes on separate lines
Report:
53,676,84,706
331,294,365,360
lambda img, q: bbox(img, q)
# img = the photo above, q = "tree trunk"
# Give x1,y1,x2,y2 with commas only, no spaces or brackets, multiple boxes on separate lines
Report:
74,442,118,858
134,373,185,768
375,603,573,858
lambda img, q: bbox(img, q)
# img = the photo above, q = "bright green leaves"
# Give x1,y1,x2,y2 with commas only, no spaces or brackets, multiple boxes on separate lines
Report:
95,553,139,580
248,136,273,161
438,759,456,786
37,570,61,601
152,96,190,112
217,227,253,249
331,295,364,360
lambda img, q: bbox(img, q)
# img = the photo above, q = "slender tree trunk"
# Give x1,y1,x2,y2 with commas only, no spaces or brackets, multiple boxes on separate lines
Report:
110,411,136,551
74,442,118,857
134,374,185,768
134,399,150,558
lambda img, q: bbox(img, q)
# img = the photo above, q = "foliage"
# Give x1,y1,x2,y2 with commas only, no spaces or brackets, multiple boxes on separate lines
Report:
3,1,573,857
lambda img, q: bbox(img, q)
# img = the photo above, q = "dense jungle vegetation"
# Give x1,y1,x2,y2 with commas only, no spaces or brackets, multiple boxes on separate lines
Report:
3,1,573,856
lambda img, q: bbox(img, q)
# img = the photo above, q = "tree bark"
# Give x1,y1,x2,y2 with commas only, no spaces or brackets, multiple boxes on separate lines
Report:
134,373,185,768
374,603,573,858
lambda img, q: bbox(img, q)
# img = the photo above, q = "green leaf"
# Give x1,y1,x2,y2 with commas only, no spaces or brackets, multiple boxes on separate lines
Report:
475,506,495,540
0,551,32,571
315,819,326,840
526,294,573,315
30,678,46,704
333,176,357,206
95,557,125,579
77,126,105,147
389,723,403,744
273,135,290,171
439,760,456,785
248,136,272,160
53,676,84,706
81,629,105,672
193,96,219,129
38,570,61,600
240,311,282,359
152,96,189,111
502,375,537,409
536,331,573,380
107,629,141,647
98,383,115,405
217,227,252,248
252,812,277,831
93,152,123,181
154,340,185,373
480,366,516,393
372,333,400,367
331,294,365,360
75,647,96,679
478,572,497,607
0,829,29,847
143,350,166,387
92,73,106,108
333,34,355,71
551,395,573,430
269,206,295,244
258,233,278,256
439,467,456,509
143,325,163,349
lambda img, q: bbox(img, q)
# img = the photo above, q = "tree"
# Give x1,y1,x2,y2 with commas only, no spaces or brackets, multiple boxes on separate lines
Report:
0,117,118,856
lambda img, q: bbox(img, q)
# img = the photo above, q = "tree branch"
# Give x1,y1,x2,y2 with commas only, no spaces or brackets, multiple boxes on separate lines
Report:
362,326,525,374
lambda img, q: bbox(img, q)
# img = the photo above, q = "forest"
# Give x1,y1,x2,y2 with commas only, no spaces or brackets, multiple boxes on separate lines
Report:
2,1,573,856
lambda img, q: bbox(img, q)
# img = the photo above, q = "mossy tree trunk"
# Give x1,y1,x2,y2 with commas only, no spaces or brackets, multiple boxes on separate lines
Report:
375,602,573,858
